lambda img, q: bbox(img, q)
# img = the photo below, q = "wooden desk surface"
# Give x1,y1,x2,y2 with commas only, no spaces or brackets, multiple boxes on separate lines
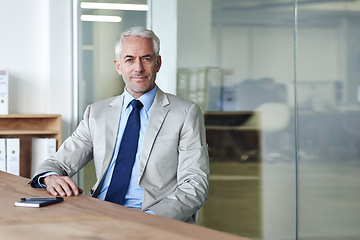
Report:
0,171,249,240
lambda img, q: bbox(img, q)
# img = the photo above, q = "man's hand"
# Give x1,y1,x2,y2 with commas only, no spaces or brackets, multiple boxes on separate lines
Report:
43,175,83,197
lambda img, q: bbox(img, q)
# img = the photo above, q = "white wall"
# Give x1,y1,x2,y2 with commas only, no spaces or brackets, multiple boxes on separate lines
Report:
213,25,342,108
216,26,341,83
0,0,73,140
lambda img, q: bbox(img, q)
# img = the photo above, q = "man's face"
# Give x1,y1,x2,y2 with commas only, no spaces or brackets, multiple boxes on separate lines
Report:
114,36,161,99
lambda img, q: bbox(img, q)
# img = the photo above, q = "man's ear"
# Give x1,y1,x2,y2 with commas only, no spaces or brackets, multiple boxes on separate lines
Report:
114,59,122,75
156,55,162,72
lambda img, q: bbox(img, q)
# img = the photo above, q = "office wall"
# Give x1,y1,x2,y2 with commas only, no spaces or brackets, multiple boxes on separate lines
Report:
0,0,73,139
213,25,342,108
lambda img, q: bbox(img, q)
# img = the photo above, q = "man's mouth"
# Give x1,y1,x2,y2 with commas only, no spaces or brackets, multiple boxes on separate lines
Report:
131,75,147,81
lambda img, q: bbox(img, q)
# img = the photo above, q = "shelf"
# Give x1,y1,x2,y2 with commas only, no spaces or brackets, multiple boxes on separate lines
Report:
0,114,61,178
0,130,60,135
206,126,259,131
204,111,261,162
204,111,259,128
0,114,60,119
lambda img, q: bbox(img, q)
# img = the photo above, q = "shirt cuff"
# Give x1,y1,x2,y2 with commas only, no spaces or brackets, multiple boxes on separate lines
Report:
31,172,59,188
145,209,156,215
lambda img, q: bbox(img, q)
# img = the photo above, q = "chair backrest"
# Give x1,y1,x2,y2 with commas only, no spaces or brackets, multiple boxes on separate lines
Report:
244,102,291,132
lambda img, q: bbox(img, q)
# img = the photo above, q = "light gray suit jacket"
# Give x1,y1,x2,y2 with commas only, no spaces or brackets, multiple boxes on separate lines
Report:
31,87,209,223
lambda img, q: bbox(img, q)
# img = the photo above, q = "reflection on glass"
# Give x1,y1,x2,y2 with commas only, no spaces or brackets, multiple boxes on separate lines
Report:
297,1,360,239
178,0,360,240
178,1,297,239
77,0,147,195
78,0,147,116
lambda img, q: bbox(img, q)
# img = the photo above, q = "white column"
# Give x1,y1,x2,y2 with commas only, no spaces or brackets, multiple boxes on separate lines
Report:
48,0,73,139
148,0,178,95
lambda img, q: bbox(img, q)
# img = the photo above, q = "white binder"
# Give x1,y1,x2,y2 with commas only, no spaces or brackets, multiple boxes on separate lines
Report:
31,138,56,177
6,138,20,176
0,69,9,115
0,139,6,172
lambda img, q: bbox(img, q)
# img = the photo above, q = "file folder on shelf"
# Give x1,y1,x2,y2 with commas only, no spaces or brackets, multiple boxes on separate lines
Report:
6,138,20,176
0,69,9,115
31,138,56,177
0,139,6,171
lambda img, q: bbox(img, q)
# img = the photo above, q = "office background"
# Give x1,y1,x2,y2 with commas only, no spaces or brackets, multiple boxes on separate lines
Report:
1,0,360,239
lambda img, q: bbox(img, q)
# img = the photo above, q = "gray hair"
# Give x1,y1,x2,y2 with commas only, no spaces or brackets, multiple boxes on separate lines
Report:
115,26,160,60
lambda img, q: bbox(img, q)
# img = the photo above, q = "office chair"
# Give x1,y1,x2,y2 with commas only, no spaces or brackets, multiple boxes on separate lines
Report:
244,102,291,162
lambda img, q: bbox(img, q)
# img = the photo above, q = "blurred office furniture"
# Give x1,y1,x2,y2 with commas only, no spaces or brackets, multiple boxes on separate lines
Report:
246,102,291,161
177,67,225,112
237,78,287,111
296,81,340,111
199,111,262,238
0,114,61,178
204,111,261,162
298,108,360,158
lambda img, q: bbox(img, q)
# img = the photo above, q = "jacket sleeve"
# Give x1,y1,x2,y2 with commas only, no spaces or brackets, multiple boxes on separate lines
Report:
29,105,94,182
145,102,210,223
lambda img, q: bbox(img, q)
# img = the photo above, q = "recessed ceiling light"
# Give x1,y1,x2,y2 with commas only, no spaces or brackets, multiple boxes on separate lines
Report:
80,2,148,11
81,15,122,22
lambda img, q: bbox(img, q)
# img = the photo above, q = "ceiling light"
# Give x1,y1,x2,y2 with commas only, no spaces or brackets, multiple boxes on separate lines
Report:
81,15,122,22
80,2,148,11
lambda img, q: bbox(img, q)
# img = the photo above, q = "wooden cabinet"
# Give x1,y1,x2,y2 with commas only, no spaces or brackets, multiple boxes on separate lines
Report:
0,114,61,178
199,111,262,238
204,111,261,162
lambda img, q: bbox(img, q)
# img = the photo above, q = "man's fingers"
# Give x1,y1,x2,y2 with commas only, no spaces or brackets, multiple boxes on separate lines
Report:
47,185,60,196
54,183,68,197
60,178,75,196
44,175,82,196
63,177,81,196
46,183,65,196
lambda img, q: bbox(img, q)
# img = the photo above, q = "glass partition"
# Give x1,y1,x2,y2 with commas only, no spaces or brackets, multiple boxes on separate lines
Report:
176,0,360,239
76,0,147,193
297,1,360,239
77,0,147,114
183,1,297,239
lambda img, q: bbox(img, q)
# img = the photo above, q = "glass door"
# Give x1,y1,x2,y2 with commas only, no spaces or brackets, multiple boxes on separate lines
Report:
75,0,148,193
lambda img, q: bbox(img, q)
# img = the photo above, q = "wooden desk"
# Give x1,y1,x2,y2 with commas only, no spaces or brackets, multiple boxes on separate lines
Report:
0,171,248,240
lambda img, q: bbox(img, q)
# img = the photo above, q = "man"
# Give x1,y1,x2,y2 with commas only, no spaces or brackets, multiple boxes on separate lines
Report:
29,26,209,224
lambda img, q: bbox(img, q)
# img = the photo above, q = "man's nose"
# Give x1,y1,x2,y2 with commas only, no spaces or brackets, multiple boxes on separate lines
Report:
134,59,144,72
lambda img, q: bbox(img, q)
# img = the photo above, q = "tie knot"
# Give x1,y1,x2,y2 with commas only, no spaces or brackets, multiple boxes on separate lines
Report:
130,99,143,110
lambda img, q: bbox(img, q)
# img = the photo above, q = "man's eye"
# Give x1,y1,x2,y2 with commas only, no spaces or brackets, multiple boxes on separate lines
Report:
142,57,152,62
125,59,134,62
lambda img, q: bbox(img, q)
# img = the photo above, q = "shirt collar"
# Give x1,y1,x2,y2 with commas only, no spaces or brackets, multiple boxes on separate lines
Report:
123,85,157,112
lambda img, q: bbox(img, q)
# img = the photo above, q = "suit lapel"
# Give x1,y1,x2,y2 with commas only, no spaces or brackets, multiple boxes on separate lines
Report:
139,89,169,180
99,94,124,179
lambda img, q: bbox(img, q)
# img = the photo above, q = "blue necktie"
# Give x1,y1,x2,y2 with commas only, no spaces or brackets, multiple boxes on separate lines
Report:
105,99,143,205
